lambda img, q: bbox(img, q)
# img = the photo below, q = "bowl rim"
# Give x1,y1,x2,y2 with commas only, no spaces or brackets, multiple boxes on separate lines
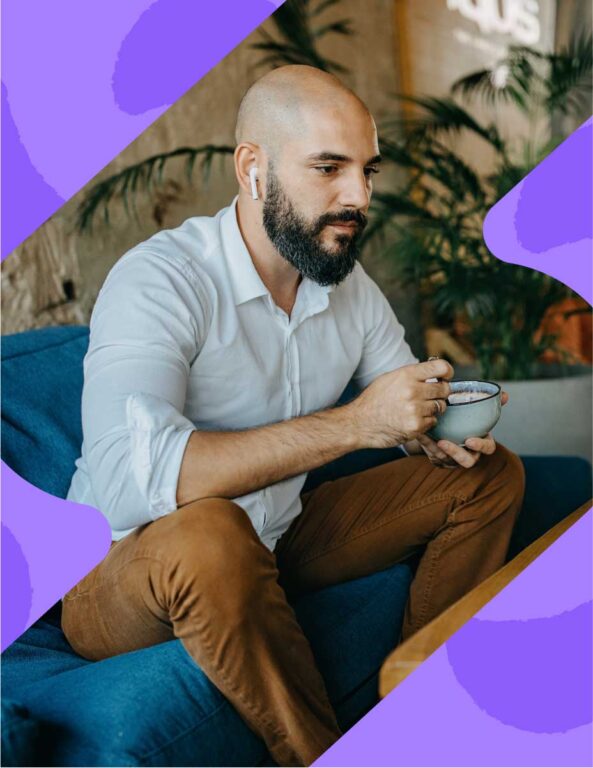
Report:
447,379,501,406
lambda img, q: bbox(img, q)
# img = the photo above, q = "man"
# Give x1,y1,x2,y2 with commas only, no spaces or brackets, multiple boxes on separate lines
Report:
63,65,525,766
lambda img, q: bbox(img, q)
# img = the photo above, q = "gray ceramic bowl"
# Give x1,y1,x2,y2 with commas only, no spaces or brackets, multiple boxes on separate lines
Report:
429,380,502,445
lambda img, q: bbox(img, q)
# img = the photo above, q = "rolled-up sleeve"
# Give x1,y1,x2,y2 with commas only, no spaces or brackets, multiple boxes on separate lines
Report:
81,248,209,530
352,269,418,389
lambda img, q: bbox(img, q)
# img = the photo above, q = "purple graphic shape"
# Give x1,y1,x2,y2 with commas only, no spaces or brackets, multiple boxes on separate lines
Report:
1,0,280,258
484,117,593,304
446,604,593,733
315,511,593,767
1,523,33,649
0,463,111,652
1,81,64,257
514,122,592,253
114,0,276,114
477,503,592,621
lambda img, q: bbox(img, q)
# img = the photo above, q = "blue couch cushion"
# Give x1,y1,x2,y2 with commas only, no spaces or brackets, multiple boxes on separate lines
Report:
1,700,41,767
1,565,412,767
1,326,90,499
508,455,592,559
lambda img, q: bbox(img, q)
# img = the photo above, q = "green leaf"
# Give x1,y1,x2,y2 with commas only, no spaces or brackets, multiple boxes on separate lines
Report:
390,95,505,153
312,20,353,38
251,0,349,73
76,145,234,233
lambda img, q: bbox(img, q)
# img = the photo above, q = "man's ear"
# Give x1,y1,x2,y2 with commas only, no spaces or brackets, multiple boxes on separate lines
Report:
234,142,262,199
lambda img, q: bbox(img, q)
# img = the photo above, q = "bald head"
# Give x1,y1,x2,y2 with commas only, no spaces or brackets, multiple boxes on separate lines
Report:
235,65,372,159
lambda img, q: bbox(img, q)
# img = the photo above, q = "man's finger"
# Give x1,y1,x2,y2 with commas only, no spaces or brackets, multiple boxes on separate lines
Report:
437,440,480,469
413,359,454,382
464,435,496,454
420,399,448,419
501,391,509,406
418,381,451,401
417,434,450,462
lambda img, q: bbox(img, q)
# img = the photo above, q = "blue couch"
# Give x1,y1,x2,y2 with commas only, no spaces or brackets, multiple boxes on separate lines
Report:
2,326,591,767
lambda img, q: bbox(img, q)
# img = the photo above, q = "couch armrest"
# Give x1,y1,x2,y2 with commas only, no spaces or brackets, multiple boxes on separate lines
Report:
379,498,592,698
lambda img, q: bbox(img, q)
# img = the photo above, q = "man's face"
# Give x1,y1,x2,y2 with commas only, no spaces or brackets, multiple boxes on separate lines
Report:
262,103,380,286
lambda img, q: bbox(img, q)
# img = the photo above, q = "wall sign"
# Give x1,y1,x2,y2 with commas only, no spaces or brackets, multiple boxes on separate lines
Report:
446,0,541,45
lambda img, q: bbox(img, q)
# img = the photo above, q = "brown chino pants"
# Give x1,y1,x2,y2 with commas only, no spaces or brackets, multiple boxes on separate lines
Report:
62,444,525,766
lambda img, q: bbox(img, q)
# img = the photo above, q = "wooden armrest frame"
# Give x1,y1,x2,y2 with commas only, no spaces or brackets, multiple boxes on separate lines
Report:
379,499,593,698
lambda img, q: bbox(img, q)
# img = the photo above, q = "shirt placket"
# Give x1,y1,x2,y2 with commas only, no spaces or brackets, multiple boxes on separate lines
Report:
285,326,301,418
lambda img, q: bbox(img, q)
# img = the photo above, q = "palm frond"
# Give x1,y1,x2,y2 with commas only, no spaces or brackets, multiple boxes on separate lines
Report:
378,137,427,171
451,67,530,112
364,190,447,244
452,33,593,119
76,145,234,233
383,95,505,154
420,139,485,204
485,161,527,201
252,0,350,73
312,20,352,38
545,32,593,113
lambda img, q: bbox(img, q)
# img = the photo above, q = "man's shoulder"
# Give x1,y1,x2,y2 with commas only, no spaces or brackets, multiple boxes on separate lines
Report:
131,206,226,271
106,205,230,291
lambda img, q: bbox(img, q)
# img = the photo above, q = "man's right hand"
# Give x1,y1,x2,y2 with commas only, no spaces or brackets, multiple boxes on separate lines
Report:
349,360,454,449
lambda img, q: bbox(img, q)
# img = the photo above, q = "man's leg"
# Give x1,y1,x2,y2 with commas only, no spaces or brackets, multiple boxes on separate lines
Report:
275,444,525,640
61,499,341,767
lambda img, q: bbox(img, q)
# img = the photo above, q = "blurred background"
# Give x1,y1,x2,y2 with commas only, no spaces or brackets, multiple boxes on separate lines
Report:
2,0,591,459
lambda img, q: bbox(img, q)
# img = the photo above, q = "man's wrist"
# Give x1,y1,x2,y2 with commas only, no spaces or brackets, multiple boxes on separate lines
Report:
336,400,369,452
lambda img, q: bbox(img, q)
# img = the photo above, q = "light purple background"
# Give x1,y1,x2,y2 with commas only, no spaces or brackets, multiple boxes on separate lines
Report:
1,2,592,765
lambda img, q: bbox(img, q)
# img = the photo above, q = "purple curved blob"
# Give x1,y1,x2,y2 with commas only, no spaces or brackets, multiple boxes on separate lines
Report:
113,0,277,115
514,122,592,253
483,118,593,304
446,603,593,733
1,523,33,649
1,81,63,258
1,463,111,651
2,0,280,257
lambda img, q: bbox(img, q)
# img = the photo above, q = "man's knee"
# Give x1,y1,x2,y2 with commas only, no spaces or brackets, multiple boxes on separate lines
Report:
145,498,270,614
489,443,525,492
474,443,525,519
154,497,257,564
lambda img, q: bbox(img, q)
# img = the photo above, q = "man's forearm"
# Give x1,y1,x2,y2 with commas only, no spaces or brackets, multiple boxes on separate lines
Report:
176,402,365,507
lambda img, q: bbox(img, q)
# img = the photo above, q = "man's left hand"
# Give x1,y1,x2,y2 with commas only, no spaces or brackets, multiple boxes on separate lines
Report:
417,391,509,469
417,432,495,469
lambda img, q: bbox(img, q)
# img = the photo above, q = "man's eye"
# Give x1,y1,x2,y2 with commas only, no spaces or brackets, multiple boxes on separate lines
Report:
364,167,380,177
316,165,338,175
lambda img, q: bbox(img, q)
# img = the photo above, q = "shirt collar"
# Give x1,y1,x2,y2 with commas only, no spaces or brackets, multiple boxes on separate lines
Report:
220,196,335,309
220,196,269,306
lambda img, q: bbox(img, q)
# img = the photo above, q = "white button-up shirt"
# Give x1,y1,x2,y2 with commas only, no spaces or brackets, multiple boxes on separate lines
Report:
67,196,417,550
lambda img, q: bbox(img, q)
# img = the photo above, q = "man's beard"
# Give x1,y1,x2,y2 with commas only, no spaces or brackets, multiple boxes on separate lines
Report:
262,168,367,287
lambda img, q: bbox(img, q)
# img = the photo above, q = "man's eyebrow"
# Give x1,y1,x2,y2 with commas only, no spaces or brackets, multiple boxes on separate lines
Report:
306,152,382,165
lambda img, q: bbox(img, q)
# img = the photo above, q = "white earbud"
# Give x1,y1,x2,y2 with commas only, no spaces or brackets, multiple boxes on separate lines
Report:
249,167,259,200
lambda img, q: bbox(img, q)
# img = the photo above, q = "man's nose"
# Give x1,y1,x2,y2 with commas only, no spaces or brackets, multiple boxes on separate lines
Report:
338,169,371,211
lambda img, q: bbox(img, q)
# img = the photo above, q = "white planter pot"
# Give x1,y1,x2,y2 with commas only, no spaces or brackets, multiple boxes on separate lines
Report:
455,365,592,462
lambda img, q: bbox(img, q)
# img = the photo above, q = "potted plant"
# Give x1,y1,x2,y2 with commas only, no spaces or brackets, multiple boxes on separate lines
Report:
367,34,592,459
74,7,591,458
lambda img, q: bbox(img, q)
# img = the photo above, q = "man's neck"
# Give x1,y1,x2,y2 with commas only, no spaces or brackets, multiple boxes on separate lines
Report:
236,194,302,317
